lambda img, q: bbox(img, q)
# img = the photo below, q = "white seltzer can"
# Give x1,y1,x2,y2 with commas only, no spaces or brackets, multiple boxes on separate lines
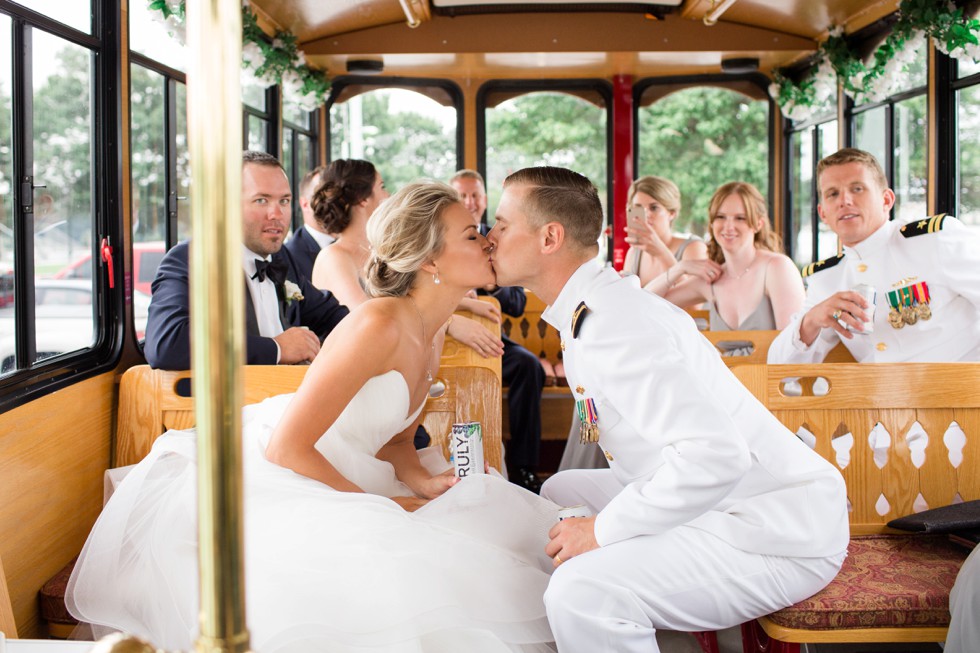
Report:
557,505,593,521
452,422,484,478
851,283,876,333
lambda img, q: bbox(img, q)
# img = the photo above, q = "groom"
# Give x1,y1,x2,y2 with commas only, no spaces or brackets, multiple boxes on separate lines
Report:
486,166,849,653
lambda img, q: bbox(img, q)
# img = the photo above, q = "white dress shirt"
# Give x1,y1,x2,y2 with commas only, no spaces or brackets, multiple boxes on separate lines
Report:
769,216,980,364
242,244,285,339
305,225,336,249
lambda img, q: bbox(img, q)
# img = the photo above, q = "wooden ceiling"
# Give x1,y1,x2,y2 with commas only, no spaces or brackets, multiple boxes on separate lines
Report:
250,0,902,81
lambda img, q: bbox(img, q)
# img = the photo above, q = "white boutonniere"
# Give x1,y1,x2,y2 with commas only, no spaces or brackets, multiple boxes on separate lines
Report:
283,280,304,305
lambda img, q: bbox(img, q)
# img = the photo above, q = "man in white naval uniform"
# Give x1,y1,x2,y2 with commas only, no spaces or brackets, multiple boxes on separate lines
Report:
487,165,849,653
768,148,980,364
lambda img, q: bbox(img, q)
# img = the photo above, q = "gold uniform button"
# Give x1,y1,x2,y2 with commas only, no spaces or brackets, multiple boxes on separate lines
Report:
604,450,614,461
857,264,868,272
876,342,887,351
560,340,566,351
575,385,585,395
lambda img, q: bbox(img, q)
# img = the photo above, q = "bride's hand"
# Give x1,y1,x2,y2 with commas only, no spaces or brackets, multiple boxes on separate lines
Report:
390,495,431,512
415,469,460,499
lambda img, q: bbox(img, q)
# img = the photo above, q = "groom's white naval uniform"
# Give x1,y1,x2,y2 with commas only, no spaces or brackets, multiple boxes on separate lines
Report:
541,260,849,653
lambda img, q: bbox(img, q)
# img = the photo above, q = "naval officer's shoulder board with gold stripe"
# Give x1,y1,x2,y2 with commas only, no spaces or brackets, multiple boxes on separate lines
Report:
802,254,844,278
900,213,947,238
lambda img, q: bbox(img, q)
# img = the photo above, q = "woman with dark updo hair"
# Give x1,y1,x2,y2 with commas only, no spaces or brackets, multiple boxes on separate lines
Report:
310,159,389,307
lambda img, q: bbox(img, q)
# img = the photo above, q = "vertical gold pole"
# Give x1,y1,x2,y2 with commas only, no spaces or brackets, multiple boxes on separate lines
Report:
186,1,250,652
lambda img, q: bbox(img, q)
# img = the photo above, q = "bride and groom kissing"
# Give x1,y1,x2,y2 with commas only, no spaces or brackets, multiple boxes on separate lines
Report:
68,161,849,653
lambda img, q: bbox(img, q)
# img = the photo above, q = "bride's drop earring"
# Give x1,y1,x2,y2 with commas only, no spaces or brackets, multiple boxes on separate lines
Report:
433,271,441,285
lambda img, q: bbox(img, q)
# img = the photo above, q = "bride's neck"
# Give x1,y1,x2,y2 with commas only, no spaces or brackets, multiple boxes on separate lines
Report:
407,287,463,339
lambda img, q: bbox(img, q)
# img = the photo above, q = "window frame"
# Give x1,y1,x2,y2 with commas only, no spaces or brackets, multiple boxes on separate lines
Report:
476,77,613,232
0,0,121,408
632,72,777,238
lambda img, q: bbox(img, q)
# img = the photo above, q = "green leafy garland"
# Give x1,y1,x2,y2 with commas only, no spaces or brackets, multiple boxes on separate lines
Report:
147,0,330,112
770,0,980,121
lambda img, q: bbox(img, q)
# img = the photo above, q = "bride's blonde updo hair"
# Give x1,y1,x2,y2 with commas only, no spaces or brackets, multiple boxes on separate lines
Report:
365,181,460,298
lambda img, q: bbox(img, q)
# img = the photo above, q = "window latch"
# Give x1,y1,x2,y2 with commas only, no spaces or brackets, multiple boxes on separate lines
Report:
100,237,114,289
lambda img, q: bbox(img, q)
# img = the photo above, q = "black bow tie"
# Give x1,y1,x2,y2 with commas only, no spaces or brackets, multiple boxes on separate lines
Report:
252,258,288,285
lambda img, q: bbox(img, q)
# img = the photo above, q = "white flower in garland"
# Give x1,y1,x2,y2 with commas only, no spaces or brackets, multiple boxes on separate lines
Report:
957,41,980,62
853,29,926,104
812,58,837,105
280,69,305,98
147,0,185,44
241,41,277,88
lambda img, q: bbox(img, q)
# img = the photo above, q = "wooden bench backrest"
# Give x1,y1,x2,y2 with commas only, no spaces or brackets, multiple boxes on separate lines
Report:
685,308,709,330
115,361,502,472
704,330,856,367
500,291,561,365
703,330,779,365
733,363,980,534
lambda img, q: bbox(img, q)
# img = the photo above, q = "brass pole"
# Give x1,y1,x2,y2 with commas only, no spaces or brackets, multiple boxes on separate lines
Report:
187,1,250,652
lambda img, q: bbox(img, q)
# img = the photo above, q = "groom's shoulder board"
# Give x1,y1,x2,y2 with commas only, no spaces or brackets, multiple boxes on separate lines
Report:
571,301,590,339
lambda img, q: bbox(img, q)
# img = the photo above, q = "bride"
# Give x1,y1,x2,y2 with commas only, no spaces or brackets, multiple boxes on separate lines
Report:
67,182,558,652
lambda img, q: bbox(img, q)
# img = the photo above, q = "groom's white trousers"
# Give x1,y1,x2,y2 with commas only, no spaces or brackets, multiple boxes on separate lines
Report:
542,470,845,653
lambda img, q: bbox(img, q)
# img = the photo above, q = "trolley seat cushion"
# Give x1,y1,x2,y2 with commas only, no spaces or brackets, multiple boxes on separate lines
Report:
38,557,78,630
767,535,968,630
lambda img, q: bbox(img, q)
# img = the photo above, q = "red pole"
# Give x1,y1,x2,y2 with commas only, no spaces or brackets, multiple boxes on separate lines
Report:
611,75,633,271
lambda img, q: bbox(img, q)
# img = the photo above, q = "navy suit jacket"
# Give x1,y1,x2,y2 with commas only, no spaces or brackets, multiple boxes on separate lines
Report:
144,240,349,370
284,225,324,284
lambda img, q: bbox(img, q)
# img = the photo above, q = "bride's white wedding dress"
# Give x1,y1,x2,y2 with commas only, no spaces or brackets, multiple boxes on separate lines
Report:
67,371,558,652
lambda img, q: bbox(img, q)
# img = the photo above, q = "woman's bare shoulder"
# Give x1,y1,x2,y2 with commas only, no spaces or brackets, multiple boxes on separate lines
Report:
349,297,404,331
676,236,708,259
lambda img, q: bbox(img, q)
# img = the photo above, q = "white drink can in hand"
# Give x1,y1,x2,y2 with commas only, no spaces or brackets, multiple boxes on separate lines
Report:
557,505,592,521
848,283,876,334
452,422,484,478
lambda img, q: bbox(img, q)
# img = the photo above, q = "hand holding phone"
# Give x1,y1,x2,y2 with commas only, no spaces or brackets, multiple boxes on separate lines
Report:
627,205,645,226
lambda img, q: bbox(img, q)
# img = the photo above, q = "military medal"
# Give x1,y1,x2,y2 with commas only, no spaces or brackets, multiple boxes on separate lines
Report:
886,289,905,329
898,287,917,325
576,397,599,444
912,282,932,320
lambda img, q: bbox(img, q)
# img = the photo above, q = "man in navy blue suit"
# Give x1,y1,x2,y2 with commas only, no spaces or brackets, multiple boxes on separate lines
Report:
144,151,349,370
284,165,335,283
451,169,545,493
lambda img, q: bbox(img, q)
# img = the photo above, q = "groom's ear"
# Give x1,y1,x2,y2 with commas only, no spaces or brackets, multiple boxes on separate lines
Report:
540,221,564,254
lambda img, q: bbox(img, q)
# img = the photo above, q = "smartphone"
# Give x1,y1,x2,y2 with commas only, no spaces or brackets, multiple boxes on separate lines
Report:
627,205,645,226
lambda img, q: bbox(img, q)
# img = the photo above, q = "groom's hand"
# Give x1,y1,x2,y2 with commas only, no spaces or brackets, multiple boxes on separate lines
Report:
545,516,599,568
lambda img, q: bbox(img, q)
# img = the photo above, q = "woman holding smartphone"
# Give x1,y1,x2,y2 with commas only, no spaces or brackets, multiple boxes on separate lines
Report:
623,176,718,295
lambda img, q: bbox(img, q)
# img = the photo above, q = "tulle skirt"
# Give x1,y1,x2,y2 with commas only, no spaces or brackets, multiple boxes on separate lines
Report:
68,417,558,652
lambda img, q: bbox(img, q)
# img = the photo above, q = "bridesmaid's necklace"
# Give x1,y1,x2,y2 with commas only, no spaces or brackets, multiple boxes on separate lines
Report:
408,295,434,382
726,253,757,280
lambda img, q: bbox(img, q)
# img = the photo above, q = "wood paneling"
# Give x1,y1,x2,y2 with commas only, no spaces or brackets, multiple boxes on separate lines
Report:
0,373,115,638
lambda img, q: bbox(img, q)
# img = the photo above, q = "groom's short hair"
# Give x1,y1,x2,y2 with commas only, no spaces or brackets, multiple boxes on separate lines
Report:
502,166,602,250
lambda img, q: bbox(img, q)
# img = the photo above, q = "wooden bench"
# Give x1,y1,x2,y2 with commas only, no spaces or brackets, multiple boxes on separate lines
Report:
116,360,502,471
729,362,980,652
702,330,856,367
